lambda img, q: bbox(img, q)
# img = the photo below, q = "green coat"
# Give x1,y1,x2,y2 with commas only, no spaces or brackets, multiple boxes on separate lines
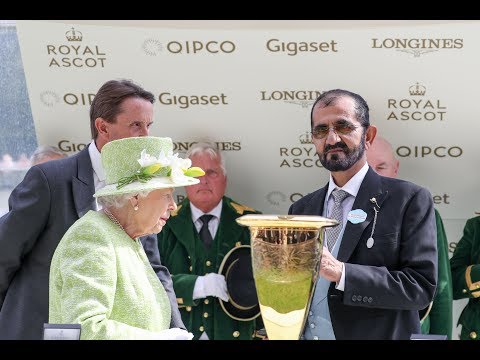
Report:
158,196,262,340
420,209,453,339
450,215,480,340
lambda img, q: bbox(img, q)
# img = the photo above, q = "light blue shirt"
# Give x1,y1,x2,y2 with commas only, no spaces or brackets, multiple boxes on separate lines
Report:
303,163,369,340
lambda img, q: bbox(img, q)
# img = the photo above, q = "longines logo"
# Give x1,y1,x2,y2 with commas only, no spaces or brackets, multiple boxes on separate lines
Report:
40,91,60,107
266,191,304,206
279,131,323,168
46,27,107,68
396,145,462,158
141,38,236,56
159,92,228,109
265,39,339,56
260,90,322,107
386,83,447,121
371,38,463,57
173,141,241,153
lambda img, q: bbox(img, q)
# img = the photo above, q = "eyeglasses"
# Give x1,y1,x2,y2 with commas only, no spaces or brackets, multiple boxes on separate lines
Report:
311,122,360,139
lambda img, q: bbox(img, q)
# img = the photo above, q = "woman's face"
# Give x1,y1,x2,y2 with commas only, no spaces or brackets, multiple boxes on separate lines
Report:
134,188,177,235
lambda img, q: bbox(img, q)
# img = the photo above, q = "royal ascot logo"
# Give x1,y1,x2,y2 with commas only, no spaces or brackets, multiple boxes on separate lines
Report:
173,141,241,152
158,92,229,109
142,39,163,56
40,91,60,107
260,90,322,107
46,27,107,68
140,38,236,56
371,38,463,57
265,39,339,56
279,131,323,168
386,82,447,122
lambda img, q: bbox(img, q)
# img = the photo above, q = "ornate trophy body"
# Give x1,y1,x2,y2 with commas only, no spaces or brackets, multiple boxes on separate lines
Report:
236,215,338,340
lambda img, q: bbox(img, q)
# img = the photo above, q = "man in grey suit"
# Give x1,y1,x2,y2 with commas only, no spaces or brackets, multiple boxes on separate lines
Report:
0,79,184,339
288,89,437,340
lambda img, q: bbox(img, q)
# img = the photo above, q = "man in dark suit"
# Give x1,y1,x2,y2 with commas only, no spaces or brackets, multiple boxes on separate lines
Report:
288,89,437,340
0,79,184,339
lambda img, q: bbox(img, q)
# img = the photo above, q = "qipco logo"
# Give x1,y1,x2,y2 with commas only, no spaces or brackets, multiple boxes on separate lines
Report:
166,40,236,55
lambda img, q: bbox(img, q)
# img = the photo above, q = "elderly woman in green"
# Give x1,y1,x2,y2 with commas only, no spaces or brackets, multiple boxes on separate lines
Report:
48,136,204,340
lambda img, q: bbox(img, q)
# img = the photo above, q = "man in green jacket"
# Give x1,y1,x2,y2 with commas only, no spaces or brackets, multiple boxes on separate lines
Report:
367,135,453,339
450,216,480,340
158,142,263,340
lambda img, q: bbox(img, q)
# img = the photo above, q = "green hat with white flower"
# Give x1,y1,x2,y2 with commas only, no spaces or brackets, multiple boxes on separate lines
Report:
94,136,204,198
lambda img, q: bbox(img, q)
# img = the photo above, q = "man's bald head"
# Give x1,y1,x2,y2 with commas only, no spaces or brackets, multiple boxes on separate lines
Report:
366,135,399,178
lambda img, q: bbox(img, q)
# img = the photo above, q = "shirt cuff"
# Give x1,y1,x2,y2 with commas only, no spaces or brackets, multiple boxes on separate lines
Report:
335,262,345,291
192,276,205,300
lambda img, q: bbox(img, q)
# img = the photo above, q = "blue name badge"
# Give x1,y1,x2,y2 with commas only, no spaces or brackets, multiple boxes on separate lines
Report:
347,209,367,224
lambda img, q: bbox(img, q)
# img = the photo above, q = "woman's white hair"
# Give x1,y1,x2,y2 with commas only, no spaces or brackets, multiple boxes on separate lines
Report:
97,190,152,209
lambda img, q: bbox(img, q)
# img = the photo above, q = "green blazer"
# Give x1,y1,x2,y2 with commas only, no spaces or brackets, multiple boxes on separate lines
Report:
49,211,172,339
158,196,262,340
451,215,480,340
420,209,453,339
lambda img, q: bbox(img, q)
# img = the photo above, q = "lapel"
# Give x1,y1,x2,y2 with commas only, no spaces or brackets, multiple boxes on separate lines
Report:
168,200,197,257
337,168,389,262
216,197,245,254
73,146,96,219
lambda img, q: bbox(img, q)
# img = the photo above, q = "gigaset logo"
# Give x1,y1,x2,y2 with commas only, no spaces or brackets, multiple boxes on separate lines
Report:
158,92,228,109
266,39,338,56
46,27,107,68
58,140,87,153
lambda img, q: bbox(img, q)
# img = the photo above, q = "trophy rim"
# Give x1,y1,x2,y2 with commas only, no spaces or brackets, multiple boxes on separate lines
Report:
236,214,338,228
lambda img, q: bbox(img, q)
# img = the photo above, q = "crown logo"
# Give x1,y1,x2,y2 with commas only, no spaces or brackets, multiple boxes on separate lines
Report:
409,82,426,96
299,131,312,144
65,27,83,42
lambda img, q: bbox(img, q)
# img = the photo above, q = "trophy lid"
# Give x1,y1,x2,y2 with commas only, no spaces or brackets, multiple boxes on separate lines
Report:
236,214,338,228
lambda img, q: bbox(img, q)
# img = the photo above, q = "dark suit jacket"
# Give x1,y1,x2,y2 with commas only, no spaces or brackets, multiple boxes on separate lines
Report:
288,167,437,340
0,146,184,339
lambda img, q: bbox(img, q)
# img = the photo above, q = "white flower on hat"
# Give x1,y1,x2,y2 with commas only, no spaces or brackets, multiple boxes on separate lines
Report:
117,149,204,190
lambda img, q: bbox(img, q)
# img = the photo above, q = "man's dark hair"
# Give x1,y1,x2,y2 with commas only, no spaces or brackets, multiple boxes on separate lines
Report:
89,79,155,139
310,89,370,129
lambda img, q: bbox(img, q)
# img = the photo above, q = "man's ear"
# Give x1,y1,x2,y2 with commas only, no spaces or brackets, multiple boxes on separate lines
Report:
95,118,109,139
365,125,377,149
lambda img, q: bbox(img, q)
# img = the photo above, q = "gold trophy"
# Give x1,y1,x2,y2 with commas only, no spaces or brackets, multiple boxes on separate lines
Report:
236,214,338,340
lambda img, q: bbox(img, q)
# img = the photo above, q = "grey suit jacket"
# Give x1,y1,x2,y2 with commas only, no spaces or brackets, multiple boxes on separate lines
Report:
288,167,437,340
0,146,184,339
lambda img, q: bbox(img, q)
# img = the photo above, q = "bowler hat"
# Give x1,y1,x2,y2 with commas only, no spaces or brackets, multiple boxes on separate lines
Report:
94,136,203,198
218,245,260,321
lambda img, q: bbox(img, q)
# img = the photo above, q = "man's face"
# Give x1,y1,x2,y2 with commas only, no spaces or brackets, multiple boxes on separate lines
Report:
106,97,153,141
366,140,399,178
312,97,366,172
185,153,227,213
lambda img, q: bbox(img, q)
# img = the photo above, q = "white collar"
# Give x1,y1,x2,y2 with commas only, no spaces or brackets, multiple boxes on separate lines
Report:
88,140,106,182
326,162,369,200
190,200,223,223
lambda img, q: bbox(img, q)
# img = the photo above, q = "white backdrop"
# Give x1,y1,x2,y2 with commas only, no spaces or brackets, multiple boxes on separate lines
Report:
16,20,478,339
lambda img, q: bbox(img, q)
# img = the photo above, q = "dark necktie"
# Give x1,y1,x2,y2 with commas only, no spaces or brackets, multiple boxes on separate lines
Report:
326,189,350,251
199,214,214,250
